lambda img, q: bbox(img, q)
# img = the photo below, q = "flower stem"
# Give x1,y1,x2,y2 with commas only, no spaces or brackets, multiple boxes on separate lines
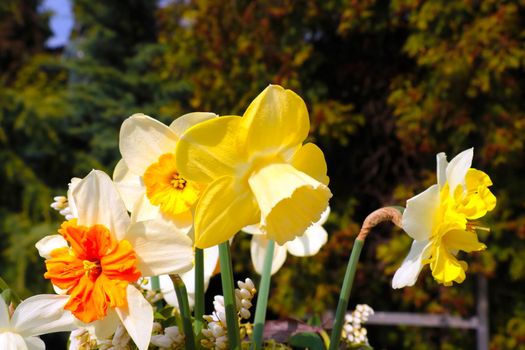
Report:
0,275,21,305
150,275,160,291
171,274,196,350
218,242,241,350
251,239,275,350
328,238,364,350
194,248,205,336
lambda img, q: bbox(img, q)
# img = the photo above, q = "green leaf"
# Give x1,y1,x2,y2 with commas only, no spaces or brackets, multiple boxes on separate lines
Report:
288,332,325,350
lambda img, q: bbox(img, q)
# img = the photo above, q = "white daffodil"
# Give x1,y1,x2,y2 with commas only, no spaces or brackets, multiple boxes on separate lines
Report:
114,112,217,228
0,294,77,349
392,148,496,288
142,245,219,308
244,207,330,275
36,170,194,350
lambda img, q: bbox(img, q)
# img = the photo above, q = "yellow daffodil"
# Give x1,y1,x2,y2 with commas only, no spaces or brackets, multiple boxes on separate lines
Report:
0,294,76,349
392,148,496,288
36,170,194,350
114,112,217,227
244,207,330,275
175,85,332,248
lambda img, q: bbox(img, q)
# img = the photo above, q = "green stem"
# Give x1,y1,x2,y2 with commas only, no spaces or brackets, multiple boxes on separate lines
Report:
171,274,196,350
328,238,364,350
150,275,160,291
219,242,241,350
194,248,205,337
150,275,163,310
0,275,21,304
251,239,275,350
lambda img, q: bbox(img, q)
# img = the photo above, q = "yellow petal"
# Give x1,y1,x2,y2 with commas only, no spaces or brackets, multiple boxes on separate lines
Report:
243,85,309,156
248,163,332,245
176,116,246,183
456,168,496,219
429,244,468,285
442,229,486,253
290,143,329,185
194,176,259,248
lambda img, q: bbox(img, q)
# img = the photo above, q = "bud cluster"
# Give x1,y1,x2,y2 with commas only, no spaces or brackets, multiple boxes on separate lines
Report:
150,322,185,350
341,304,374,345
201,278,256,349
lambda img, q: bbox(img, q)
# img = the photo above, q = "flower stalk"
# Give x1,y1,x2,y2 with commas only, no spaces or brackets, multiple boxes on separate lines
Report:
251,239,275,350
171,274,196,350
218,242,241,350
194,248,205,336
328,207,402,350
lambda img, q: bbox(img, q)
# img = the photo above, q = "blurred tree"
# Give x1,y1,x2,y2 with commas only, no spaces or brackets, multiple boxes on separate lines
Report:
2,0,525,348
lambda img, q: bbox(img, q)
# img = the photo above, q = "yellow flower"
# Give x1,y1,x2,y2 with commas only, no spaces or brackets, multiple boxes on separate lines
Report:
392,148,496,288
175,85,332,248
114,112,217,227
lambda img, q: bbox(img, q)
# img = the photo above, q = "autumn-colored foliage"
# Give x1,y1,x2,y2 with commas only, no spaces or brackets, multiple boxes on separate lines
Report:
2,0,525,348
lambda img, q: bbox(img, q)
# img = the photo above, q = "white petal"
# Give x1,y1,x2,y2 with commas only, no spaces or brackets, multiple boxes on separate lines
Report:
66,177,81,219
317,206,330,225
402,184,440,241
445,148,473,195
125,218,194,277
203,245,220,281
24,337,44,350
113,159,145,213
157,276,179,307
35,235,68,259
436,152,448,190
241,224,263,235
71,170,130,241
0,296,10,328
12,294,76,337
0,332,28,350
169,112,218,138
116,285,153,350
130,195,161,223
86,309,120,340
119,113,178,175
285,224,328,257
250,235,288,275
392,240,432,289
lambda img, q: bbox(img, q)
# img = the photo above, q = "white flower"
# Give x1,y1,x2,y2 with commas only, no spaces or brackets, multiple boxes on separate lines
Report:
392,148,496,288
0,294,77,349
114,113,217,228
244,207,330,275
36,170,194,350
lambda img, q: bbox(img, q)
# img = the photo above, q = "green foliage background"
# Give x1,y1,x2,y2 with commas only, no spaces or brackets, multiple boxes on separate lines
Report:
2,0,525,348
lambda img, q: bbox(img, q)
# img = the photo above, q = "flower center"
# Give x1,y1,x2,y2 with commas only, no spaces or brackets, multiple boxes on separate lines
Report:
44,219,141,323
143,153,202,218
82,259,101,278
171,172,187,190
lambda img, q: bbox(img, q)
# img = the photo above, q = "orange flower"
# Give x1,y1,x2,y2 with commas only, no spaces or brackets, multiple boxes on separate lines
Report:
44,220,141,323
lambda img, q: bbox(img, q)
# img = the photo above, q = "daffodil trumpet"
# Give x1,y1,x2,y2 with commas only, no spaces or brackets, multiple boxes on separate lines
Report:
328,207,402,350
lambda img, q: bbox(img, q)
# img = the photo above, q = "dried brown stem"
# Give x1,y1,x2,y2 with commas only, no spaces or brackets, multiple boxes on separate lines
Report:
356,207,403,241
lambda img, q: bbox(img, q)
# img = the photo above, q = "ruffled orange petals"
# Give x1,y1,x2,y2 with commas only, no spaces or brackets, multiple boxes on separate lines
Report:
44,220,141,323
143,153,202,218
